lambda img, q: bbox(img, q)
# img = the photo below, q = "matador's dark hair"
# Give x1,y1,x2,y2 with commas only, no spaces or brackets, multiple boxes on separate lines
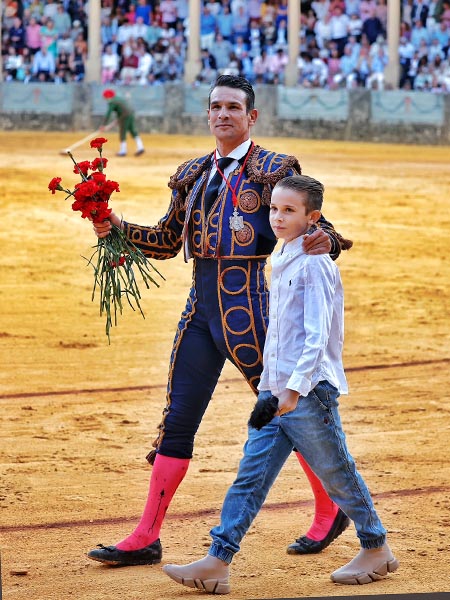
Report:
208,75,256,112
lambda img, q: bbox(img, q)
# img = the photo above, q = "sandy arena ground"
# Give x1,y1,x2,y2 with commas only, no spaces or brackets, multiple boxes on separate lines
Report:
1,131,449,600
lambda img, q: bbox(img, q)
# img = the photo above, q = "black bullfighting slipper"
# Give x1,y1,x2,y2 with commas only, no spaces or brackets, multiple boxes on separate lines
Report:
87,539,162,566
287,509,350,555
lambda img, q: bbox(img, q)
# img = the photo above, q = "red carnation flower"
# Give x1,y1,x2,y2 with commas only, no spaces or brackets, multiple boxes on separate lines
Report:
91,157,108,172
90,137,108,149
48,177,63,194
73,160,91,176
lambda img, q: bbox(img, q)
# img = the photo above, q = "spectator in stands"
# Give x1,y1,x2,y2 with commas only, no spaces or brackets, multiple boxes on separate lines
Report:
411,0,429,28
275,0,289,29
329,5,350,55
334,43,358,86
348,12,363,41
399,35,416,87
200,4,216,51
136,42,154,84
28,0,45,21
9,16,26,54
25,15,42,55
434,20,449,56
71,32,87,81
253,48,272,82
411,18,430,50
362,6,385,45
353,44,371,86
31,44,55,80
247,0,262,22
174,0,188,26
345,0,360,17
232,5,251,42
119,40,139,83
268,46,289,84
314,11,332,50
204,0,221,18
275,19,288,50
366,45,388,89
117,17,135,51
233,34,249,59
359,0,377,23
70,19,84,42
56,30,74,56
376,0,388,30
248,18,264,58
261,0,278,25
53,3,72,36
43,0,58,20
217,4,234,41
55,50,73,81
146,16,164,46
4,45,23,80
125,3,137,25
400,20,412,42
135,0,151,25
211,32,233,72
160,0,178,30
198,47,218,84
414,63,433,89
221,50,242,76
101,43,120,83
40,17,58,57
261,17,277,46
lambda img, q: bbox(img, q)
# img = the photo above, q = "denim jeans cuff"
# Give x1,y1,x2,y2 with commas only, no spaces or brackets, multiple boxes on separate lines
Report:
209,542,234,564
360,534,386,549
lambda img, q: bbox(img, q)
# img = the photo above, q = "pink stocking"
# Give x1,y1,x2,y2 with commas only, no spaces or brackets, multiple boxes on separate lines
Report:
295,452,339,541
115,454,190,551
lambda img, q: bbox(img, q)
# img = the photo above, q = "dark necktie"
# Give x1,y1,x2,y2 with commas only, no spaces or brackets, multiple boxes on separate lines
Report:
204,156,234,215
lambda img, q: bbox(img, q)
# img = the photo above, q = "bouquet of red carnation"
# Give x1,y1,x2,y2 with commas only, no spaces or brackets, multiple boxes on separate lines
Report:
49,137,163,341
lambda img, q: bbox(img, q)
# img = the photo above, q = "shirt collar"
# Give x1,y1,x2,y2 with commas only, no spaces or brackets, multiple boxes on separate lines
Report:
280,234,306,256
216,139,252,162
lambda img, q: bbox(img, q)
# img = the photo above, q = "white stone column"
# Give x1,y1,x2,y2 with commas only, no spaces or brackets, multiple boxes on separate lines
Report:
384,0,401,89
184,0,201,84
285,0,301,86
85,0,102,83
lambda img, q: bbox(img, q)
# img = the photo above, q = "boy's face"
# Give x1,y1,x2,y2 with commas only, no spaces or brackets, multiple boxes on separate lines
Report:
269,186,321,243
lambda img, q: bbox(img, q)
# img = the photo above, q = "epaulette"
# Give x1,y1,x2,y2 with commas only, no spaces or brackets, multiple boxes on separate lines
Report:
168,153,213,191
246,146,301,205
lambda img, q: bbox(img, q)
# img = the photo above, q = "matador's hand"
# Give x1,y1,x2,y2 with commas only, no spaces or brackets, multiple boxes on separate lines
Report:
91,211,122,238
302,228,331,255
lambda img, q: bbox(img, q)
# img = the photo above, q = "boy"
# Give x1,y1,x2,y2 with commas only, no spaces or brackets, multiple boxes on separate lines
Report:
162,175,399,593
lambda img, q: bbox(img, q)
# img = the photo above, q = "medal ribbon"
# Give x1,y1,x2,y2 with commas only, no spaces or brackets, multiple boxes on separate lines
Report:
213,141,254,209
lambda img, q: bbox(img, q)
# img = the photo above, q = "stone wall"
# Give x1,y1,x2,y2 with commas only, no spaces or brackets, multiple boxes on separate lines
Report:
1,82,449,145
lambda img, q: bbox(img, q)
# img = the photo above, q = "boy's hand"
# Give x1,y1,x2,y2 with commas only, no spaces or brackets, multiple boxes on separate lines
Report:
276,389,300,416
302,228,331,255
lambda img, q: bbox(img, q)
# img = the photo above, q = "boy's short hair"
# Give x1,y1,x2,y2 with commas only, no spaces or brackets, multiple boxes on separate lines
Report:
274,175,324,213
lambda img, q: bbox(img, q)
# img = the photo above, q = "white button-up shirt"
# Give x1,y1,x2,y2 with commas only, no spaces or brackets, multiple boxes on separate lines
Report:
258,235,348,399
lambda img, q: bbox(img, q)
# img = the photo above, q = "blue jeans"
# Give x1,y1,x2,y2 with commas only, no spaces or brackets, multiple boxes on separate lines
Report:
209,380,386,563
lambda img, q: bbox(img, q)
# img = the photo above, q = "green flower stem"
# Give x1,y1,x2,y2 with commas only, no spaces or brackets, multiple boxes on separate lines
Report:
84,224,164,342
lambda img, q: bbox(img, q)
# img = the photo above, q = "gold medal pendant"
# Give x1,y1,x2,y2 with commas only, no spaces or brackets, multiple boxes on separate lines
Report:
229,208,245,231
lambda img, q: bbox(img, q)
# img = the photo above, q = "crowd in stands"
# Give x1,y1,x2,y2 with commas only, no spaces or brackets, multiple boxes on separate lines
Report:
2,0,450,92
